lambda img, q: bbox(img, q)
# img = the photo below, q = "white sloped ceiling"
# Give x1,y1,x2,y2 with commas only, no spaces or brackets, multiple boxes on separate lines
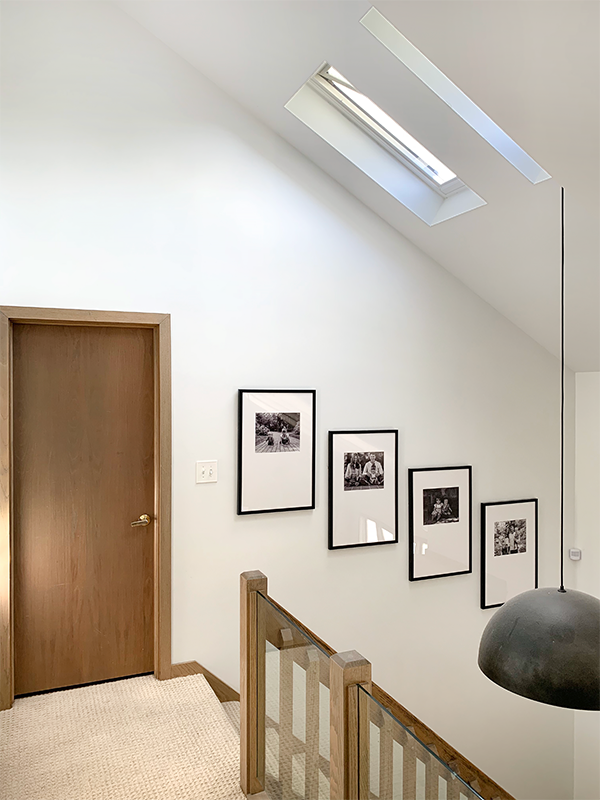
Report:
115,0,600,371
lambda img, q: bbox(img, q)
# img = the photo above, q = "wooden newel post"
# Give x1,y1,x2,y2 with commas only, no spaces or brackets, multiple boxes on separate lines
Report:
330,650,372,800
240,570,268,795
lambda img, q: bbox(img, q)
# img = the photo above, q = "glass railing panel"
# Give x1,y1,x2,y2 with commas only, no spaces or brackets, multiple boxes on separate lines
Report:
357,685,485,800
257,591,331,800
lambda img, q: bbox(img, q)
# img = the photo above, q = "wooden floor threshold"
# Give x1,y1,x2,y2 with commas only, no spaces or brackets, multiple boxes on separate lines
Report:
171,661,239,703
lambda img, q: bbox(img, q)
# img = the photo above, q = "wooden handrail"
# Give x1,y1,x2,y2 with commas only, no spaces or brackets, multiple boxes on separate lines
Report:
371,683,512,800
266,594,336,656
262,589,515,800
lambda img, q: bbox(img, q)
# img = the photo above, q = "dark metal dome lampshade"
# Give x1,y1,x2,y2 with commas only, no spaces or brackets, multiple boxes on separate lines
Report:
479,587,600,710
478,188,600,711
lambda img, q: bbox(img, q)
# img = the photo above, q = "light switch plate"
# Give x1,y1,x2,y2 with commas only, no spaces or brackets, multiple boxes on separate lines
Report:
569,548,582,561
196,460,218,484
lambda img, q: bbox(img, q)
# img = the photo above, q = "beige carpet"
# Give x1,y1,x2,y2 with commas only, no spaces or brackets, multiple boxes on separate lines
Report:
222,701,241,738
0,674,246,800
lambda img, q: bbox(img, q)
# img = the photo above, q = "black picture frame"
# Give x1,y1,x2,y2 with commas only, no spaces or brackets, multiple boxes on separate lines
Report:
328,429,398,550
237,389,316,515
408,466,472,581
481,499,538,609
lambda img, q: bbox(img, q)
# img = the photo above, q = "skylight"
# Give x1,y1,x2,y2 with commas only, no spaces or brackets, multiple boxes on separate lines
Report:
311,65,462,196
360,7,551,185
285,61,486,225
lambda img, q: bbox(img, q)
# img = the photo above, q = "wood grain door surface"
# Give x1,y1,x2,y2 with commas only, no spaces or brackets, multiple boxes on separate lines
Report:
13,324,155,695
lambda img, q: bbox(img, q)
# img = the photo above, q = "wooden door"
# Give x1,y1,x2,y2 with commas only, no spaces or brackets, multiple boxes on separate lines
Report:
13,323,155,695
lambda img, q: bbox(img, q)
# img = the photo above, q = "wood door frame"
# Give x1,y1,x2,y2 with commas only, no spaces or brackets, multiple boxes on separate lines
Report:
0,306,172,710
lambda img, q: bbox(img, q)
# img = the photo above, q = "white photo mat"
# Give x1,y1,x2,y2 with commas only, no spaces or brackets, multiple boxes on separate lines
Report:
328,430,398,549
481,499,538,608
237,390,316,514
409,466,472,580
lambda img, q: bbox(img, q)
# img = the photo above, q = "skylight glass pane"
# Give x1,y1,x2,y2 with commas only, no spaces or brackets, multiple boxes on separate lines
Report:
320,66,456,186
360,7,551,185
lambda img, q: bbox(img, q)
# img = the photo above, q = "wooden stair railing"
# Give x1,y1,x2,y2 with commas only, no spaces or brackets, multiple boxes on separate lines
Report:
241,571,515,800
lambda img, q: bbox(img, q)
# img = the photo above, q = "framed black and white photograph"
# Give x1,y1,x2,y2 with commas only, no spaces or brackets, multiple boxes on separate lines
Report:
481,499,538,609
408,466,472,580
328,430,398,549
237,389,316,515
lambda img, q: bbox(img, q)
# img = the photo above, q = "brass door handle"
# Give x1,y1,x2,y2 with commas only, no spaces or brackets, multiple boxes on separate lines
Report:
131,514,152,527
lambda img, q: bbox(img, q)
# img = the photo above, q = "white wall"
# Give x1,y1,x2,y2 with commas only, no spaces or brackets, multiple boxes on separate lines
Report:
573,373,600,800
0,3,580,798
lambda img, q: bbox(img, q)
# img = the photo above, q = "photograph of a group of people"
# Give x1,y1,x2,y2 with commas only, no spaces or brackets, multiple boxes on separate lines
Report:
493,518,527,556
255,411,300,453
343,451,385,490
422,486,459,525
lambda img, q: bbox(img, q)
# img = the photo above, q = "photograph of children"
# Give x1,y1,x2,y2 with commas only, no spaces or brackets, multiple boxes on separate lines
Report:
255,412,300,453
343,452,384,490
493,519,527,556
422,487,459,525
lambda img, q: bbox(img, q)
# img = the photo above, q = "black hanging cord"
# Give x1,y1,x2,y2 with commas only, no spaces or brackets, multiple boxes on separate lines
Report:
559,187,566,593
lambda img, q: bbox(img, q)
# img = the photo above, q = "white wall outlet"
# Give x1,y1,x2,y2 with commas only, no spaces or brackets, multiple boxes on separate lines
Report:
196,460,218,484
569,548,582,561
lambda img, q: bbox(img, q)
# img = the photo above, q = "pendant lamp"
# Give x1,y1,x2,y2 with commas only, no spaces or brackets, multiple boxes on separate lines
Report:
478,188,600,711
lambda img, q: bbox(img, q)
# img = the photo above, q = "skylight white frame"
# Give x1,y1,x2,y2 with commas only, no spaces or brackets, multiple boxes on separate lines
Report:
360,7,551,185
310,65,465,199
285,65,486,226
